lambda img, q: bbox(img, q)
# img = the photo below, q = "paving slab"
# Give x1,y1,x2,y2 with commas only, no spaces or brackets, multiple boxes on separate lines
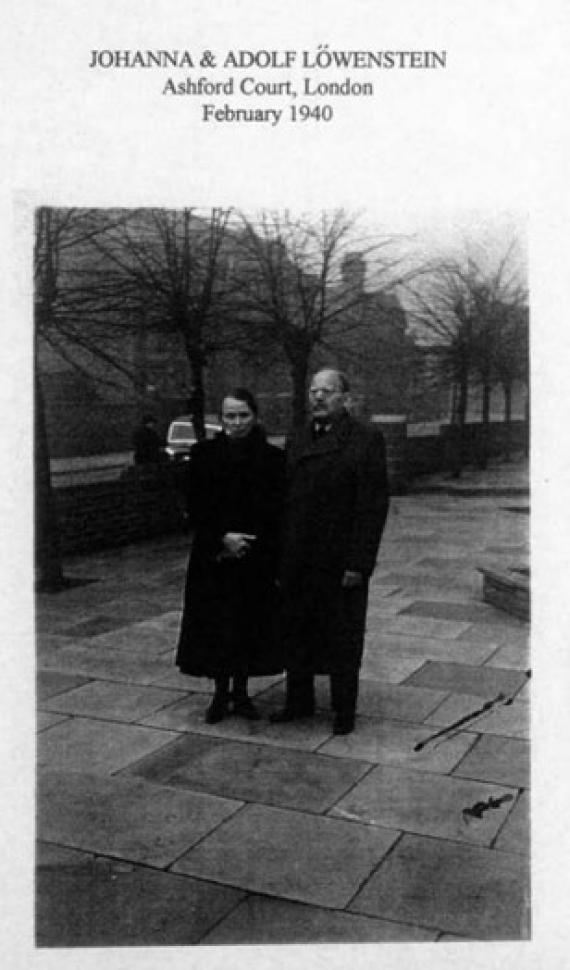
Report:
378,570,480,593
125,733,370,813
349,833,530,939
319,717,476,774
376,584,483,604
515,680,531,703
366,582,403,596
35,613,90,650
36,612,90,635
73,619,177,657
330,763,519,846
494,791,530,854
261,677,447,723
36,632,90,656
201,894,437,943
39,643,172,684
141,693,333,751
57,614,136,637
365,597,415,616
456,625,530,647
379,615,473,640
365,633,497,666
384,535,439,546
37,712,70,732
356,680,448,721
410,555,478,571
485,641,531,670
173,803,400,909
40,680,188,723
405,662,529,698
37,717,179,774
146,667,213,691
360,654,426,684
400,600,520,625
37,670,92,702
453,735,530,789
36,841,243,946
60,600,176,636
424,694,530,739
38,770,242,867
378,534,424,568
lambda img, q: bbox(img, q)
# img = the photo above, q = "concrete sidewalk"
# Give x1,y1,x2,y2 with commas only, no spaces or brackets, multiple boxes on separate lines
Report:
36,459,530,945
410,456,530,497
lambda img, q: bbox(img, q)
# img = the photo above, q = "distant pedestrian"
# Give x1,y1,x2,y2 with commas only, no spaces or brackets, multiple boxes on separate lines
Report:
271,369,389,735
176,388,286,723
133,414,163,466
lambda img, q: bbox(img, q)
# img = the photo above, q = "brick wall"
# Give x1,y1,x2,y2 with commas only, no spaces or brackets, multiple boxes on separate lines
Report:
55,468,186,555
52,419,529,556
406,420,528,480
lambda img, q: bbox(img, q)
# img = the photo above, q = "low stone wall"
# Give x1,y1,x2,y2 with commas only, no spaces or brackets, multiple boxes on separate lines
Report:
406,434,445,478
478,566,530,621
55,468,186,556
371,415,408,493
52,417,529,556
406,420,528,480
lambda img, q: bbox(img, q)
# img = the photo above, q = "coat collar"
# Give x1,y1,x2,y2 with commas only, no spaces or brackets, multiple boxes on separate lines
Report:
293,410,352,461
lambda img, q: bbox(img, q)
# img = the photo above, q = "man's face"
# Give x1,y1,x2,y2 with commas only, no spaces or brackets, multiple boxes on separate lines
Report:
308,370,347,420
221,396,256,439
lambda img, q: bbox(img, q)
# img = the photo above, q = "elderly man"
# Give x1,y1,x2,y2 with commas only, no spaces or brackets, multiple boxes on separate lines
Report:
272,368,390,734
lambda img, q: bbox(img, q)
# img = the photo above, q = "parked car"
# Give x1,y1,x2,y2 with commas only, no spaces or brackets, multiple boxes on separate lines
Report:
165,416,221,463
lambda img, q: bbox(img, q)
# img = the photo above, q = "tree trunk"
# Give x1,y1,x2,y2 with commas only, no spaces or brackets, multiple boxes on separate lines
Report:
449,369,469,478
478,381,491,469
188,357,206,440
503,381,512,461
35,371,65,591
290,354,310,429
133,307,148,411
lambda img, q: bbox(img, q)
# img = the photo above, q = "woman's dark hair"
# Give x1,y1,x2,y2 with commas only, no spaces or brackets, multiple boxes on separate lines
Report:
220,387,259,417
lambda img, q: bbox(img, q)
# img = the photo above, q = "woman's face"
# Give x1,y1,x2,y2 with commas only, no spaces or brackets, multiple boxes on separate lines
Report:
221,396,257,439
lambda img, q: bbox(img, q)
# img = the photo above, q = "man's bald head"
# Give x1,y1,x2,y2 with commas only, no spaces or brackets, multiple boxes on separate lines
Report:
309,369,350,419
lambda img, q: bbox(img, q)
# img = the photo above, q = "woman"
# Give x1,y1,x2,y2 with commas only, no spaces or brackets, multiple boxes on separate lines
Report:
175,388,286,723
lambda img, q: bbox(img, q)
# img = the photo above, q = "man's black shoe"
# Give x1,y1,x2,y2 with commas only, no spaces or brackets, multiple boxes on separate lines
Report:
332,714,355,735
204,695,229,724
233,696,261,720
269,706,314,723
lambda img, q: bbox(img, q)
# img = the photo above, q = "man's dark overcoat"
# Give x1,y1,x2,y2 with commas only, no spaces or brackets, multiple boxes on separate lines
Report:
176,428,286,679
280,410,389,675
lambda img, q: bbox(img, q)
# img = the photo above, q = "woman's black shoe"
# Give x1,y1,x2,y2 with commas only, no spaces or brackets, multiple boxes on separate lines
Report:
205,695,229,724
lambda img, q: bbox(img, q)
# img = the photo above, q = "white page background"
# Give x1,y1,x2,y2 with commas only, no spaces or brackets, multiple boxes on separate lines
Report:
2,1,569,967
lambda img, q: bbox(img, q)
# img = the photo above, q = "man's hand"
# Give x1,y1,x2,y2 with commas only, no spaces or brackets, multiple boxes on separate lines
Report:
222,532,257,558
341,570,363,588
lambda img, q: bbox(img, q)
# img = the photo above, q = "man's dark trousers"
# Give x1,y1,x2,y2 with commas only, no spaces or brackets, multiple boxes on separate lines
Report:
285,669,359,719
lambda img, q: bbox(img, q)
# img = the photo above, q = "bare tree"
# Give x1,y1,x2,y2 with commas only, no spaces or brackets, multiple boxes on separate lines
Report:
233,209,412,427
34,208,122,588
487,300,529,460
405,242,528,474
87,207,234,438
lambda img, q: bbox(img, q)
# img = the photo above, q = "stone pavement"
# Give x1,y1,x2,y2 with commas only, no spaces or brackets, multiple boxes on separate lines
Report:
35,459,530,946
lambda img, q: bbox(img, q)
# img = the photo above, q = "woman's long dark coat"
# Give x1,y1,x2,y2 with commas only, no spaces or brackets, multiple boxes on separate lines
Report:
280,411,389,675
176,429,286,679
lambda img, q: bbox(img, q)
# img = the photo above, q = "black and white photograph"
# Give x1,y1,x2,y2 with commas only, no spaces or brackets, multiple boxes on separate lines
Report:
33,204,530,948
2,0,569,966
